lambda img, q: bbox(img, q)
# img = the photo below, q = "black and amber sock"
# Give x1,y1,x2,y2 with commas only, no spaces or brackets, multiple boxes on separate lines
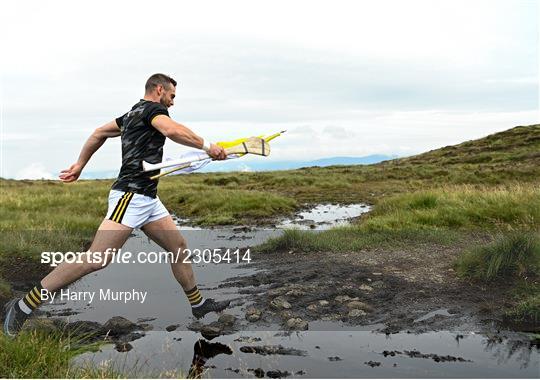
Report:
185,286,206,308
18,283,45,315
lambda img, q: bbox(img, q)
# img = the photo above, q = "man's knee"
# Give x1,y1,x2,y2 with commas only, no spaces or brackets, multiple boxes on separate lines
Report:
83,252,113,273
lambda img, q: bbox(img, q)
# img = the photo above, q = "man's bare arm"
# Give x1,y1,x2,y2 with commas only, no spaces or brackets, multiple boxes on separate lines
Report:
59,120,121,183
151,115,226,160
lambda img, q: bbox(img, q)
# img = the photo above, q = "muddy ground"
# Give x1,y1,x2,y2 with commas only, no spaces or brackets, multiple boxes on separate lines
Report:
220,236,536,334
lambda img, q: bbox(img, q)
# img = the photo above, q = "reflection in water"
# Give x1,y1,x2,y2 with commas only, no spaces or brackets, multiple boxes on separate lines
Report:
73,330,539,378
188,338,233,378
483,334,539,369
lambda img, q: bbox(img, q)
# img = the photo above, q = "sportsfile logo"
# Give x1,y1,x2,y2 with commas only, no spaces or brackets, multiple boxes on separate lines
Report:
40,248,251,267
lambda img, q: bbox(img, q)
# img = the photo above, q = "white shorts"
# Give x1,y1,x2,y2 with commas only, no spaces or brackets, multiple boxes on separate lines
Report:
106,190,170,228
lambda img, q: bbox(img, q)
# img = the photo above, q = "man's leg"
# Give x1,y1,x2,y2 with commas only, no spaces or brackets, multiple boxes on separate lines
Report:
42,220,132,291
3,219,132,337
141,215,230,318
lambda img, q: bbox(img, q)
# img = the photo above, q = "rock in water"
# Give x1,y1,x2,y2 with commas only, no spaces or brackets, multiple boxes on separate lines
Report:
201,322,223,340
165,324,179,332
101,316,140,336
115,342,133,352
218,314,236,326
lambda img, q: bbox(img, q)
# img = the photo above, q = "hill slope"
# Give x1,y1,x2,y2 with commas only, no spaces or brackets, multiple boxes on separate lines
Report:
390,124,540,167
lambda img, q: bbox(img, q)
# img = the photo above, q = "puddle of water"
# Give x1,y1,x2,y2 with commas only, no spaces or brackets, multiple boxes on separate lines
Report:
74,330,539,378
277,203,371,230
43,204,368,326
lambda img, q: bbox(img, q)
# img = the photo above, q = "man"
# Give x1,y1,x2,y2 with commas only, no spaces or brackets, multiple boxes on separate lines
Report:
3,73,231,337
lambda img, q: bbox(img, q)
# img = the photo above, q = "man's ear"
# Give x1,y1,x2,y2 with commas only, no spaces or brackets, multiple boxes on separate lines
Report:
156,85,163,96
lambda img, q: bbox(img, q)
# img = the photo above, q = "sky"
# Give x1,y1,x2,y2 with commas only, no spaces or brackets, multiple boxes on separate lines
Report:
1,0,538,179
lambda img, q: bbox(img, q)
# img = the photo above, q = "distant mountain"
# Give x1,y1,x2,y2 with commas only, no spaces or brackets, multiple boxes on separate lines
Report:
200,154,396,172
79,155,396,178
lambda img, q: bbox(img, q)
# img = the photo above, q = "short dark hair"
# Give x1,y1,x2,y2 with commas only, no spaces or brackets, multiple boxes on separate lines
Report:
145,73,177,93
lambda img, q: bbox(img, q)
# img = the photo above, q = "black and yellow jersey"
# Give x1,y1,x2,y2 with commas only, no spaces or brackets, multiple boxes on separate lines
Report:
111,99,168,198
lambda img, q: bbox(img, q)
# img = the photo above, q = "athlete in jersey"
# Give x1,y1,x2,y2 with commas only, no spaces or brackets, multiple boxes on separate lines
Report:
3,74,230,337
113,99,168,198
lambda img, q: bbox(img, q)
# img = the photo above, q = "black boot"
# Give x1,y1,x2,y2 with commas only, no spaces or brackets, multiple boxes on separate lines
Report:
192,298,231,319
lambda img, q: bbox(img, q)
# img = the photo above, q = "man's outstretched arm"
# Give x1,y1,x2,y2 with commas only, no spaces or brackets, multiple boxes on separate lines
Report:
59,120,121,183
151,115,226,160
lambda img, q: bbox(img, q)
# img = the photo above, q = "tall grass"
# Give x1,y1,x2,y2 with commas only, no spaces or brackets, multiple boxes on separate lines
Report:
158,185,297,225
260,185,540,254
455,232,540,281
0,331,112,378
258,227,459,253
363,185,540,231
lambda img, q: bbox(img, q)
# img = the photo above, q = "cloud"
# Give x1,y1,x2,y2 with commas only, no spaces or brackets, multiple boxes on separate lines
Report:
0,0,537,178
15,163,55,180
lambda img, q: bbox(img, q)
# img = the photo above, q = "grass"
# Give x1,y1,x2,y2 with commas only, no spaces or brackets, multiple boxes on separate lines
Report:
259,226,460,254
259,185,540,253
505,279,540,324
455,232,540,325
362,185,540,231
0,277,11,298
455,232,540,281
0,330,186,378
0,331,113,378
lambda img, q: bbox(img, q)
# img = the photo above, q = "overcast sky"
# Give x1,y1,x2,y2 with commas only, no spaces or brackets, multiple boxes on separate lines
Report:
1,0,538,179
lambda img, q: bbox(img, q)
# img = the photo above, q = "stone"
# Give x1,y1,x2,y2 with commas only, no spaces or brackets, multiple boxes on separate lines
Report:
138,323,153,331
187,321,204,331
346,301,372,312
359,284,374,292
114,342,133,352
328,356,342,361
307,304,318,312
101,316,140,337
246,313,261,322
285,289,305,297
270,296,291,310
286,318,308,330
318,300,329,307
251,368,265,378
166,324,179,332
218,314,236,326
201,323,222,340
335,295,351,303
245,307,262,322
267,288,283,297
246,306,260,315
348,309,367,318
280,310,294,320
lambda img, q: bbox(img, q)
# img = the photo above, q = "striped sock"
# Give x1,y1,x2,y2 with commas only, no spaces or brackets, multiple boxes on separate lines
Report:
18,283,45,315
185,286,206,308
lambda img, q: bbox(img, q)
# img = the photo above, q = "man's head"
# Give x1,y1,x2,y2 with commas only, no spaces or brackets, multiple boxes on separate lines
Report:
145,73,177,108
